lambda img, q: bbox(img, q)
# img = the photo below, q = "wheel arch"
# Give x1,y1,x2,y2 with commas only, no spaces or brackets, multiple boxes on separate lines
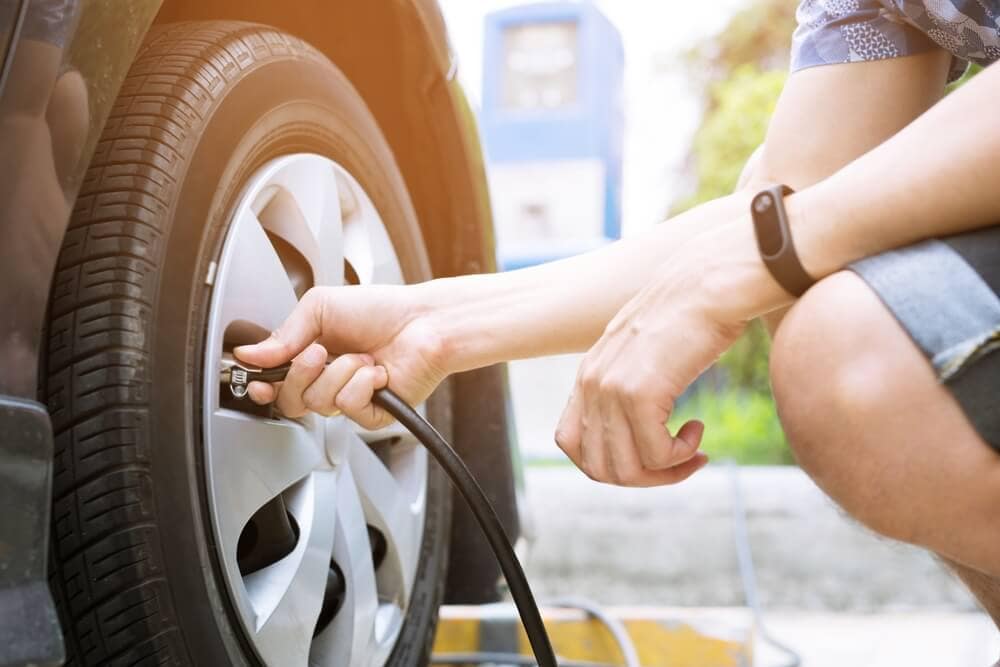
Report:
153,0,496,279
153,0,521,603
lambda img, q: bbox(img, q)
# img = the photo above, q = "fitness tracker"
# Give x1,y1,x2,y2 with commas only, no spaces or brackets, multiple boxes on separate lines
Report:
750,184,815,297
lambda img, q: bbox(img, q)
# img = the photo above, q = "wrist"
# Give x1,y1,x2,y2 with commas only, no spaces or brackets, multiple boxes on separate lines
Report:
686,213,794,323
790,181,868,278
412,275,502,374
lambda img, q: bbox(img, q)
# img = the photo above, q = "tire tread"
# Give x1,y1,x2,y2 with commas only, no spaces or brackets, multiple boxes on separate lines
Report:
45,21,326,666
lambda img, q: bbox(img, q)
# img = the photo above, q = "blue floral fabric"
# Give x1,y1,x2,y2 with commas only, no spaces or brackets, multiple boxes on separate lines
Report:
791,0,1000,80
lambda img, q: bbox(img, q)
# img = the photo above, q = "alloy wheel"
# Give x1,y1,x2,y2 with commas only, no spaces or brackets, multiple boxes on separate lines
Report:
201,154,428,667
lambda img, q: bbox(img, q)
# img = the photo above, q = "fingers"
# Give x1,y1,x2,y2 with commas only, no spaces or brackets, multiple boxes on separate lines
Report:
250,348,390,429
273,343,329,418
300,355,388,429
672,420,706,465
600,395,642,484
247,380,277,405
627,452,709,487
297,353,370,416
234,288,325,368
628,400,701,470
555,388,583,466
556,362,707,487
579,385,610,481
333,364,390,430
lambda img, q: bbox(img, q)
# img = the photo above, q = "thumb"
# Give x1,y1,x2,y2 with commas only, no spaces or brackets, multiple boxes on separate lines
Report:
234,289,324,368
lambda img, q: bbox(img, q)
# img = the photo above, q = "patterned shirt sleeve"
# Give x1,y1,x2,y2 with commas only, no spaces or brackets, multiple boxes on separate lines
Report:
790,0,967,79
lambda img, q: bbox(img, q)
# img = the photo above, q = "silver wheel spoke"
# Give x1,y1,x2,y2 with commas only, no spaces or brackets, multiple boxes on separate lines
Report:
216,206,300,334
348,435,421,599
310,467,379,667
252,471,338,667
255,155,345,287
342,189,403,286
209,410,323,551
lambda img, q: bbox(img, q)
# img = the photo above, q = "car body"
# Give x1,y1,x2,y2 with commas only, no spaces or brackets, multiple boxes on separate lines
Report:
0,2,520,665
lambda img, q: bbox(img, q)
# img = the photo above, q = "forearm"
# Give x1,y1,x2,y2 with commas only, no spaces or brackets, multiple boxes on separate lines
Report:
422,191,755,371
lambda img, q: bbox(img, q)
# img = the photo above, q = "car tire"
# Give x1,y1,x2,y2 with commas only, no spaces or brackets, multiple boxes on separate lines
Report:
44,21,451,667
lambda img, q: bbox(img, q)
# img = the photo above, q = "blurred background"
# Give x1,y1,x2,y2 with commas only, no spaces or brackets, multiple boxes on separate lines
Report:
437,1,998,665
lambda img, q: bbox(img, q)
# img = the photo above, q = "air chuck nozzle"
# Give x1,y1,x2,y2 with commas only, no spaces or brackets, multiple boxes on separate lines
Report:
220,354,292,398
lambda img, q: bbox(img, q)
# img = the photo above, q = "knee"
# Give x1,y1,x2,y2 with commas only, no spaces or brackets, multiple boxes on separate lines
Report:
769,271,915,538
770,272,885,445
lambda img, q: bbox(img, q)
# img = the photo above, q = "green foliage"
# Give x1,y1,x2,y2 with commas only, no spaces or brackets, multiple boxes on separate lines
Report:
666,0,798,462
685,0,798,86
947,63,983,92
673,65,786,213
718,319,773,395
669,388,794,465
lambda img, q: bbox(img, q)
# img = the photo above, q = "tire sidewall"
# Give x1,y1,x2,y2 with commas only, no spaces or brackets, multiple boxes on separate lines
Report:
147,40,451,666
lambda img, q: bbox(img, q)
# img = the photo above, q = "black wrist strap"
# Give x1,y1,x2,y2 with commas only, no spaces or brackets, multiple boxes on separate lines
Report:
750,184,815,297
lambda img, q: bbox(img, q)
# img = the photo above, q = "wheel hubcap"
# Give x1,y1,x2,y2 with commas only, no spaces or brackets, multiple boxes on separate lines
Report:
201,154,428,667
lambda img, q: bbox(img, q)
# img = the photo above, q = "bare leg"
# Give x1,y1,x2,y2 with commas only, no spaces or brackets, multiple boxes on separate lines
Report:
942,557,1000,629
769,272,1000,620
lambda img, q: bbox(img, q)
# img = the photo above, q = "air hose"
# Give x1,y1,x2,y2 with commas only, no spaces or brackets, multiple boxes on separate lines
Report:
372,388,557,666
223,360,558,666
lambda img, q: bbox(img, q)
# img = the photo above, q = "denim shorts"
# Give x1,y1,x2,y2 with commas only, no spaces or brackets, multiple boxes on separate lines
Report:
850,226,1000,452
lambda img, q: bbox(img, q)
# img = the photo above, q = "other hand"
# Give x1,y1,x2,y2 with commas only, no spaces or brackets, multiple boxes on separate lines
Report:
555,246,748,487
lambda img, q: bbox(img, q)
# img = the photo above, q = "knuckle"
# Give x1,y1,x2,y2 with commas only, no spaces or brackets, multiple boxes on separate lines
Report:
554,428,575,452
621,378,645,402
346,352,369,367
333,392,356,413
554,429,568,449
301,286,322,309
301,390,327,416
580,369,600,392
597,376,618,395
335,388,367,415
301,286,328,326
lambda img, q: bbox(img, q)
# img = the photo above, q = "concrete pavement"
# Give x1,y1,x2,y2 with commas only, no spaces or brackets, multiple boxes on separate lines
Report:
507,355,1000,664
518,465,999,665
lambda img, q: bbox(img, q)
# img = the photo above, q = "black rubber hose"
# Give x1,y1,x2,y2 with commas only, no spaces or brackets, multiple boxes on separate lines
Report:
224,362,557,664
372,388,557,667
